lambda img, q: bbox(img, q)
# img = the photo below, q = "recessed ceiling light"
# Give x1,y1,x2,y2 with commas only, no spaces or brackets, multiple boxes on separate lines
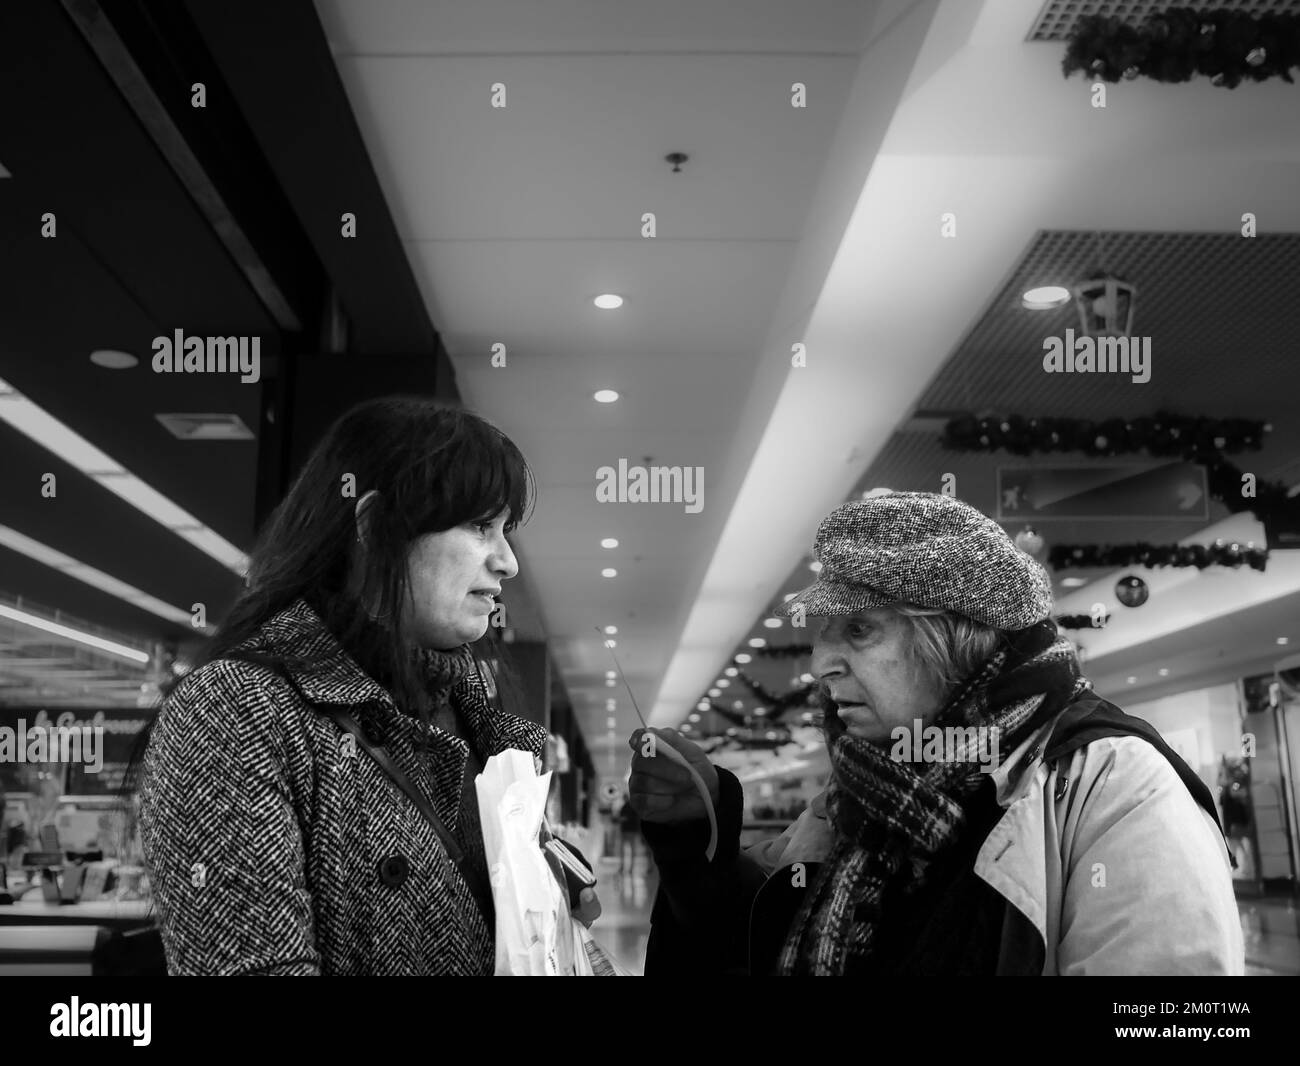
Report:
1279,637,1290,645
1061,577,1087,588
1127,676,1137,684
89,349,138,370
1158,668,1170,676
593,294,624,310
688,713,700,723
1022,285,1071,310
606,716,617,729
748,638,767,648
724,667,738,677
604,625,618,635
681,723,692,732
606,679,617,687
717,679,730,688
734,653,752,664
606,699,617,710
601,568,617,577
594,389,619,403
605,670,617,679
696,701,710,711
708,688,721,697
764,618,783,629
157,412,254,441
601,538,619,549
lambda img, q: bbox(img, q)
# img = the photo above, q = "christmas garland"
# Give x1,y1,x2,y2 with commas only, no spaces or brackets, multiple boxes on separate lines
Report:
1055,613,1110,631
699,700,796,747
941,411,1266,458
752,644,812,659
941,411,1300,530
1050,540,1269,572
1063,8,1300,88
735,671,816,715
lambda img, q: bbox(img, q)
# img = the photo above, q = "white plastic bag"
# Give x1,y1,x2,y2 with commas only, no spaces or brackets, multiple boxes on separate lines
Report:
477,749,584,975
477,749,628,975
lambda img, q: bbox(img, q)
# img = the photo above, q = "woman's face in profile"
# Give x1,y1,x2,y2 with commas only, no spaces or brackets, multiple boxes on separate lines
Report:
403,510,517,648
810,610,945,743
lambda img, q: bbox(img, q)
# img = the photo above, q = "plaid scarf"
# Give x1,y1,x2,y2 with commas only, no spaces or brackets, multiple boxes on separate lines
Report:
778,621,1088,976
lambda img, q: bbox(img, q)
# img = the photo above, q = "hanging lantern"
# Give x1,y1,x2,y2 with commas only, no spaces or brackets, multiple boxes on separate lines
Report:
1072,271,1137,338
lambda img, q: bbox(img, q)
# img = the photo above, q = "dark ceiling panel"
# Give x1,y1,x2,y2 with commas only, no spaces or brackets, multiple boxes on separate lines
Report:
0,352,261,548
0,1,285,340
0,1,462,696
183,0,442,358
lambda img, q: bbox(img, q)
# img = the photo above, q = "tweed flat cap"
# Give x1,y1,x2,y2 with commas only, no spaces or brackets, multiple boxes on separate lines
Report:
774,492,1053,630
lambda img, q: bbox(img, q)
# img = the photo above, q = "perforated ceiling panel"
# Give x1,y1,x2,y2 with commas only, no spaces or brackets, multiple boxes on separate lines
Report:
1028,0,1300,42
853,228,1300,560
919,230,1300,420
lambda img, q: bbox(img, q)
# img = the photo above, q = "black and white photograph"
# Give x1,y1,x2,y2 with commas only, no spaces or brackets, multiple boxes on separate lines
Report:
1,0,1298,1035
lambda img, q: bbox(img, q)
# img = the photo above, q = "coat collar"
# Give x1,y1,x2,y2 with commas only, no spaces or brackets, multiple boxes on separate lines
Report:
237,599,548,760
986,713,1057,807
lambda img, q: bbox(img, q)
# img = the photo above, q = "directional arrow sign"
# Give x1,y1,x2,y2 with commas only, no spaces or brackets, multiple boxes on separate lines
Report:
996,463,1209,522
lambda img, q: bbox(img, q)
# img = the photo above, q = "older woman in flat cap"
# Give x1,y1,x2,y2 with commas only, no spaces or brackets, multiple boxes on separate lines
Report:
629,492,1243,975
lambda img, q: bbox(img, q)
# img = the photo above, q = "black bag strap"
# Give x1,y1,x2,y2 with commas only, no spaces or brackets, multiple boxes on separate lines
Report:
312,701,466,870
219,652,466,872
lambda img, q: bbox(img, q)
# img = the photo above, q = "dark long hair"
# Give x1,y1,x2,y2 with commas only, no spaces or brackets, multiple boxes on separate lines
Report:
188,396,531,690
120,397,534,812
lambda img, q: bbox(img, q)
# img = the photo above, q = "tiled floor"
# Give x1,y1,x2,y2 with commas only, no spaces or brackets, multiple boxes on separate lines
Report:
588,852,656,977
589,845,1300,976
1239,896,1300,975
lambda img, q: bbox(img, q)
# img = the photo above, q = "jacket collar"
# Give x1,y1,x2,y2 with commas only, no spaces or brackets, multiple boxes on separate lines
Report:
236,599,548,759
237,598,393,709
987,708,1066,807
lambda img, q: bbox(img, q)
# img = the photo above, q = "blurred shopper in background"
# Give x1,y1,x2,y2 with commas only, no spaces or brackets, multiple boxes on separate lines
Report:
617,792,641,876
630,492,1243,976
130,397,596,975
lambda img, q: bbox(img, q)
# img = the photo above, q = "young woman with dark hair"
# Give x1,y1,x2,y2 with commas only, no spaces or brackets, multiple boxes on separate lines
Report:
131,397,597,975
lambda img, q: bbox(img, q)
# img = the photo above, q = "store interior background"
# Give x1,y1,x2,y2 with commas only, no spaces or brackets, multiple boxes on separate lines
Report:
2,0,1299,974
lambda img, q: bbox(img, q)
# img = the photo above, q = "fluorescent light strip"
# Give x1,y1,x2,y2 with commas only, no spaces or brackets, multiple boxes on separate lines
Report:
0,377,249,575
0,524,200,628
0,603,151,664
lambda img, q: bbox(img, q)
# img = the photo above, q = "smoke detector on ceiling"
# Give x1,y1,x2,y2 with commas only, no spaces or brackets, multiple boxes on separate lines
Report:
156,413,254,440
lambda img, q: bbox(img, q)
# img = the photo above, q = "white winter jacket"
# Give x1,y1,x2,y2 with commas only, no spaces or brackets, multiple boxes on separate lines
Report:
747,713,1244,975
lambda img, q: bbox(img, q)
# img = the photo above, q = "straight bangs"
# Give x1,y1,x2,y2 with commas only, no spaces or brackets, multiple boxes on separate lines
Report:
409,414,534,536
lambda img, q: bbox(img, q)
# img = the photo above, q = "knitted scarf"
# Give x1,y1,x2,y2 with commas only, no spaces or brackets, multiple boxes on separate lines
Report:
337,608,478,719
777,621,1089,976
411,645,478,704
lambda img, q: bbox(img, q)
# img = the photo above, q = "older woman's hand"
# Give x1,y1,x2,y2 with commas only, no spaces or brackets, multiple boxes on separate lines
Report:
572,886,601,928
627,727,720,824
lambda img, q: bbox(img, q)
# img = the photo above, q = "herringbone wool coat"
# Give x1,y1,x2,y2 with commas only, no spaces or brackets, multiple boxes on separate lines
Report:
138,599,548,975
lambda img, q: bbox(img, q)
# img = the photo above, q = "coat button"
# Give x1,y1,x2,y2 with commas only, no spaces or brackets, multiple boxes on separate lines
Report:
379,855,410,887
362,718,386,747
